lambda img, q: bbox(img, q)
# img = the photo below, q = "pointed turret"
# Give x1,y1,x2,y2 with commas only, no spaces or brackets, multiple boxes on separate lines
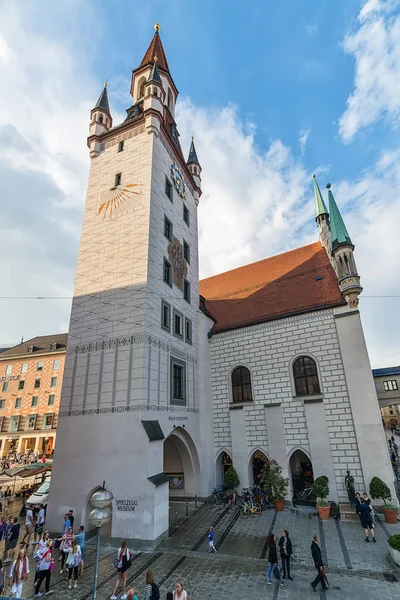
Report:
187,138,202,190
140,23,170,73
326,183,362,308
147,60,162,84
88,83,113,158
313,175,331,256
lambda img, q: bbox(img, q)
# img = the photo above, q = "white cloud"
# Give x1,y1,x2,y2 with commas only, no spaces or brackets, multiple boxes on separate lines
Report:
299,129,310,156
339,0,400,141
305,24,319,36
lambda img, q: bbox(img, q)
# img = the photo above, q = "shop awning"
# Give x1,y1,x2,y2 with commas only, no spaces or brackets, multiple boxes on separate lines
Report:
1,465,52,478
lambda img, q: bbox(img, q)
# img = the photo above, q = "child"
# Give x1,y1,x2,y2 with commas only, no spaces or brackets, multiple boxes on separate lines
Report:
208,527,217,553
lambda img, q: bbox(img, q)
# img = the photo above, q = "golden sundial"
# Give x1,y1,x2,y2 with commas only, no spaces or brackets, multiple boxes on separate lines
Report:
97,183,143,219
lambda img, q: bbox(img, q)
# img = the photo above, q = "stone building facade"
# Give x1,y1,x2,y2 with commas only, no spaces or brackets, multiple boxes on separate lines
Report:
0,334,66,458
47,27,395,547
373,366,400,426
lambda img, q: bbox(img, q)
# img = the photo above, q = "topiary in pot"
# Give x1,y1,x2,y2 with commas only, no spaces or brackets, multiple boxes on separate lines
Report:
312,476,330,520
260,459,289,511
224,466,240,492
369,476,398,523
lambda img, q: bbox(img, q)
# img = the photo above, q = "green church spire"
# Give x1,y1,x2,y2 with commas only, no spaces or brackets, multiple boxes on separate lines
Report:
327,183,353,251
313,174,328,220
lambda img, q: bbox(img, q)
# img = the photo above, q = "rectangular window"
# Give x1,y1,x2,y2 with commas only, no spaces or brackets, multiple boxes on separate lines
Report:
27,415,36,431
43,414,54,430
37,361,44,372
183,240,190,264
0,417,3,432
161,301,171,331
0,400,5,410
185,318,192,344
53,359,60,370
165,177,173,201
34,378,41,389
1,382,9,393
164,216,173,241
31,396,38,407
118,140,124,152
383,380,398,391
48,394,55,406
170,357,186,406
18,380,25,391
9,416,19,432
21,363,28,374
173,310,183,338
183,204,189,226
184,279,191,304
5,365,12,376
163,258,172,287
15,397,22,409
115,172,122,186
50,376,57,388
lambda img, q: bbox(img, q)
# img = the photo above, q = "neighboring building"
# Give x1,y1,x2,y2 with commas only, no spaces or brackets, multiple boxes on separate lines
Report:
372,366,400,427
47,25,395,547
0,334,67,458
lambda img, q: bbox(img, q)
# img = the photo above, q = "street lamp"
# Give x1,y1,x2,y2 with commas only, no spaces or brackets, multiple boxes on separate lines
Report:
88,486,113,600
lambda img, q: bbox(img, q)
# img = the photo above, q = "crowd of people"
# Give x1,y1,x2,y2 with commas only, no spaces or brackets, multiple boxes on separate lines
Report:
0,450,51,471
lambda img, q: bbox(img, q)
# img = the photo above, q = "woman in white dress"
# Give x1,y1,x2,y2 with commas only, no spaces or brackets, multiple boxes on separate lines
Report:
8,548,30,598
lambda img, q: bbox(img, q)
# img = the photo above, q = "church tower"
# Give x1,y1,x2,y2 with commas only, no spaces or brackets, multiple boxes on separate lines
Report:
47,25,212,547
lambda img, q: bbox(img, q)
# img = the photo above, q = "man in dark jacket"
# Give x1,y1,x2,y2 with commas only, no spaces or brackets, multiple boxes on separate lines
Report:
310,535,327,592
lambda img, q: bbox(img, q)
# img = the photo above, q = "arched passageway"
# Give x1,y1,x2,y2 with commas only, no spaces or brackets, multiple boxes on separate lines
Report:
215,451,233,488
163,427,200,499
289,449,315,505
251,450,268,487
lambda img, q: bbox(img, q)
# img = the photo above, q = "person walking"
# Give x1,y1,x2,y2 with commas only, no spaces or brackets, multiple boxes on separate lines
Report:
65,538,82,589
208,527,217,553
34,504,45,544
0,517,8,550
144,570,160,600
59,527,74,574
110,539,132,600
21,504,34,547
9,548,30,598
34,539,54,597
357,499,376,542
266,534,287,587
278,530,293,580
310,534,328,592
173,579,187,600
5,517,20,564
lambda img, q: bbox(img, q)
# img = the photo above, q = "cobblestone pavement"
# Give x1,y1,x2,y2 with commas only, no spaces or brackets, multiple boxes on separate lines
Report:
7,503,400,599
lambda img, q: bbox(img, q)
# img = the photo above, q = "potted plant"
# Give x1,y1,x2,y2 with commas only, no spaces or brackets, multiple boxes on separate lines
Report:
312,476,330,520
224,466,240,505
369,476,398,524
388,533,400,566
260,459,289,511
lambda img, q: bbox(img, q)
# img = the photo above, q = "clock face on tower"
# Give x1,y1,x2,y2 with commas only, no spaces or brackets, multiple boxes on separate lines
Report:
170,162,186,199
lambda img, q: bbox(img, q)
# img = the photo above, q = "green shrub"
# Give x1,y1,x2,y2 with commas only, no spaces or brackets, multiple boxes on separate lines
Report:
388,533,400,551
260,459,289,501
313,476,330,506
224,466,240,491
369,476,392,505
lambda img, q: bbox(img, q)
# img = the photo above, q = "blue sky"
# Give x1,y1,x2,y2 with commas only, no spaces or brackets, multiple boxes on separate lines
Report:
1,0,400,367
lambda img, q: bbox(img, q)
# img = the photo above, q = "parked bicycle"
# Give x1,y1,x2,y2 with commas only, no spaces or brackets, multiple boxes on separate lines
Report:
239,498,262,518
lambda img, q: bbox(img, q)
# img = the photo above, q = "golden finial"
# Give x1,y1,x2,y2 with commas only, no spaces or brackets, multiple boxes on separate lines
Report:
154,22,160,33
154,55,158,62
104,82,108,87
192,135,194,141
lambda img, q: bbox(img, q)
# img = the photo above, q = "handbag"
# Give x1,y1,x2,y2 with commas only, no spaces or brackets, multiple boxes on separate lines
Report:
49,560,54,572
273,565,281,580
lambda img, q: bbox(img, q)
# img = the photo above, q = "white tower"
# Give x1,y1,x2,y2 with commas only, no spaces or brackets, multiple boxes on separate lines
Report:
47,25,213,547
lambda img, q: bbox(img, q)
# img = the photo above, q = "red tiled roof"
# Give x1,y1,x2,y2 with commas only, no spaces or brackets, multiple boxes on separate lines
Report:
0,334,68,359
140,32,170,73
199,242,345,333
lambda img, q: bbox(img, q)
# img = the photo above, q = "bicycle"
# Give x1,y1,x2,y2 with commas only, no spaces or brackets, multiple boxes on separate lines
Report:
239,498,262,518
295,483,315,503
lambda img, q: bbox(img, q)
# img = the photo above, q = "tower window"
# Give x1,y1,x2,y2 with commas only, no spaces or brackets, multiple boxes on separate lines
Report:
165,177,173,202
232,366,253,403
184,279,191,304
164,216,173,241
183,241,190,264
185,318,192,344
115,173,122,187
99,115,103,123
183,205,189,226
170,356,186,406
161,301,171,331
173,309,183,339
293,356,321,395
163,258,172,287
118,140,124,152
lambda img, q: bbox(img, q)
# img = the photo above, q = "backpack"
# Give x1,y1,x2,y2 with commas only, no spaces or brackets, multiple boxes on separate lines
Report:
151,582,160,600
122,550,132,569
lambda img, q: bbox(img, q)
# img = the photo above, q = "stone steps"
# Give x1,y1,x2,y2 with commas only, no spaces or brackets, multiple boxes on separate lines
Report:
339,503,360,522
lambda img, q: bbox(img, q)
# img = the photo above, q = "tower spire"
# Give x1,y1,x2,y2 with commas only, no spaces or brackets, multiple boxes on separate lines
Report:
313,175,331,257
187,138,199,165
187,137,202,191
139,24,170,73
313,174,328,220
327,184,353,251
94,84,110,113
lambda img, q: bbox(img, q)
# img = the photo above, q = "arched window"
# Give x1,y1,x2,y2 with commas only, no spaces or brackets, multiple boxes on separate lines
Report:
167,89,173,111
138,77,146,99
99,115,103,124
231,366,252,403
293,356,320,395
